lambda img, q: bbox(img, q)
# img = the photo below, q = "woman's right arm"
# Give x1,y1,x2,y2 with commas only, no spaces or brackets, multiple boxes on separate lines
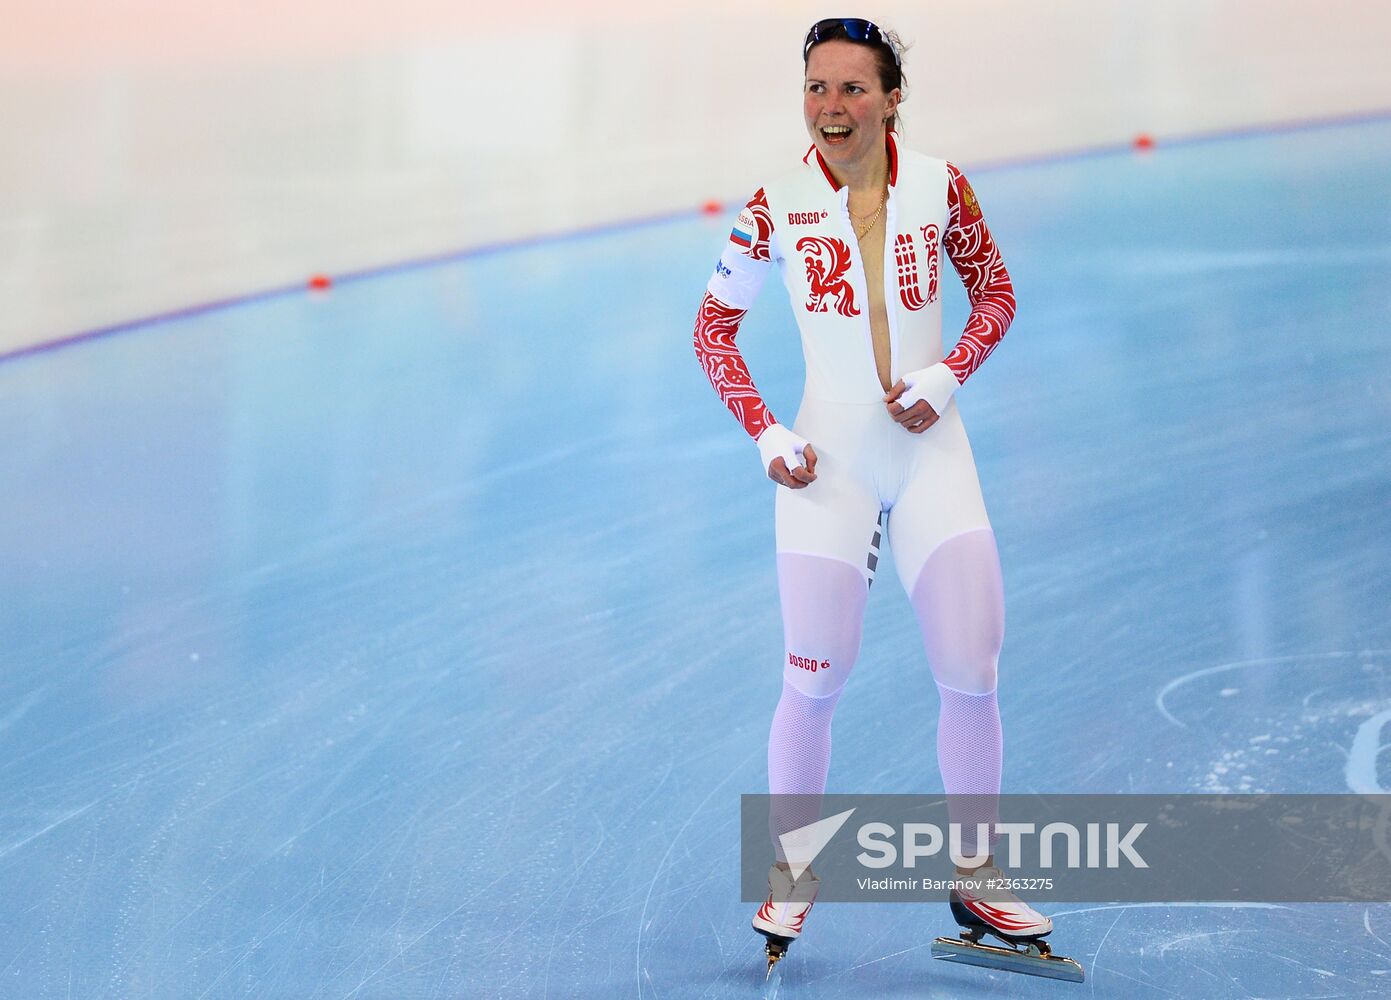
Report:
693,189,777,439
694,293,774,440
694,190,816,486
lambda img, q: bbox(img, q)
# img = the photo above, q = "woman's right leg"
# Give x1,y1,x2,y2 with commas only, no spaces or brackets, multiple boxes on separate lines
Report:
768,413,882,864
767,552,869,861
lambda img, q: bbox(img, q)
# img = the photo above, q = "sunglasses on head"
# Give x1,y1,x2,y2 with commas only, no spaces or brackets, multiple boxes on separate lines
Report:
802,17,900,67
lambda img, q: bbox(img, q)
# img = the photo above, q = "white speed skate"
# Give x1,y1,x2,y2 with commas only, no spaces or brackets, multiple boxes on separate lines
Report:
751,865,820,978
931,866,1084,983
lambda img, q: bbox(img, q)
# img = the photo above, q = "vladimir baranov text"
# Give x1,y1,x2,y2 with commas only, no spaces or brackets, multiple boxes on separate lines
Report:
856,876,1057,893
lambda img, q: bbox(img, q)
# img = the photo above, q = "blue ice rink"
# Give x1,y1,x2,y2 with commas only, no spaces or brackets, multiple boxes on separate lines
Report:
3,118,1390,998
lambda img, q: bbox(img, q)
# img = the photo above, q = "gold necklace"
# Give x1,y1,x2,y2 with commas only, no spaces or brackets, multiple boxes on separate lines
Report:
851,191,886,241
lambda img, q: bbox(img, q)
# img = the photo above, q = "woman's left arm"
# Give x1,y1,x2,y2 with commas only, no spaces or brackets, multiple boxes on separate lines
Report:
941,162,1017,390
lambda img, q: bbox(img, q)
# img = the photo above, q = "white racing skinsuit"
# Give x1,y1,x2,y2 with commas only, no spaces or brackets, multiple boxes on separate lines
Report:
694,131,1018,864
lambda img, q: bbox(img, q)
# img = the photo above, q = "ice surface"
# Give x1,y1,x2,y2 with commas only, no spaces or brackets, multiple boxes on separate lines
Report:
1,119,1389,997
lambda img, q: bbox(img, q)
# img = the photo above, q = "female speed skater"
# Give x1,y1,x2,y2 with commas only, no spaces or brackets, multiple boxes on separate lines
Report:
692,17,1082,983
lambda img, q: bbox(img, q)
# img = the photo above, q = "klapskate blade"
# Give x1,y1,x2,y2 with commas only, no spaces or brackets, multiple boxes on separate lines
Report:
931,936,1085,983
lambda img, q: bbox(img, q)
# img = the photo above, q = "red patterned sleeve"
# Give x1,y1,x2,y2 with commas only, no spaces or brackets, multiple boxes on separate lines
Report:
693,292,775,440
942,163,1017,387
694,189,778,440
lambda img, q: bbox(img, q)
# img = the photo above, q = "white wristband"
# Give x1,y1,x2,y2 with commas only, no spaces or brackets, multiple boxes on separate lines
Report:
755,423,810,477
896,362,961,417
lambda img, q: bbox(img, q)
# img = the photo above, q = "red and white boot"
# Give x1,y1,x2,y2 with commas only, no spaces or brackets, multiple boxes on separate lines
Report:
932,866,1085,982
951,865,1053,939
752,865,820,977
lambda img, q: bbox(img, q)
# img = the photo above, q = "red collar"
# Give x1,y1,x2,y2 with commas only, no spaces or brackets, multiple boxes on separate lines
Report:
802,130,900,192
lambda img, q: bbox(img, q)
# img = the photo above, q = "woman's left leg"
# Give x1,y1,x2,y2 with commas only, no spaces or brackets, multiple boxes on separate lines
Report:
904,529,1004,771
886,416,1004,859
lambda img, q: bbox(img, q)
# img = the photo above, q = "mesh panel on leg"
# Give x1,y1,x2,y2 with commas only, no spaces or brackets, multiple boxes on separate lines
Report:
907,528,1004,695
907,529,1006,856
936,682,1002,858
776,553,868,697
768,552,868,861
768,679,844,863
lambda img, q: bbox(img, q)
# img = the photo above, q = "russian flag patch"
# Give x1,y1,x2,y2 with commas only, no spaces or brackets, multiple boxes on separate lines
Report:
730,208,757,249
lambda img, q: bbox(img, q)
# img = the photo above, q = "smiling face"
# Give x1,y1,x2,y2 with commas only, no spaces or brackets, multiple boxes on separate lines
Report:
803,40,900,171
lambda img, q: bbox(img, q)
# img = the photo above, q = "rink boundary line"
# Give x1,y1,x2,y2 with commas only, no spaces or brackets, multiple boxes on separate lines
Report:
964,104,1391,173
0,208,698,366
4,104,1390,366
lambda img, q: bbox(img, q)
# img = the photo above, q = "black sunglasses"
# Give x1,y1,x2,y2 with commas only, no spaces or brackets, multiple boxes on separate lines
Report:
802,18,900,66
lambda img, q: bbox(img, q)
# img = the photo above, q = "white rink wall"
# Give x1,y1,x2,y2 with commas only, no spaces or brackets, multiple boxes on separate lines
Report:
3,0,1391,354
